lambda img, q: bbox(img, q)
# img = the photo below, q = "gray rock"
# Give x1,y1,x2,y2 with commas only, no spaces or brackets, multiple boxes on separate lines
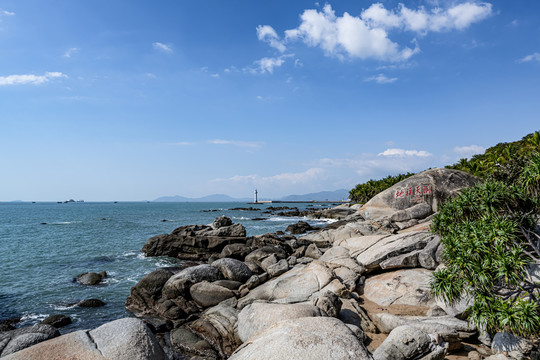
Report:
244,247,286,267
230,317,373,360
190,281,235,307
260,254,278,272
390,203,433,222
220,243,252,260
364,268,436,308
372,325,431,360
89,318,167,359
318,246,364,274
189,303,240,357
304,243,323,259
213,279,242,290
237,301,324,343
0,324,59,357
300,221,391,248
492,332,534,355
339,298,378,333
170,327,217,358
213,215,233,229
76,272,105,285
267,259,289,277
237,261,334,309
379,249,421,270
162,264,221,299
125,267,175,317
40,314,72,328
212,258,252,283
418,236,441,269
312,291,342,317
359,168,479,220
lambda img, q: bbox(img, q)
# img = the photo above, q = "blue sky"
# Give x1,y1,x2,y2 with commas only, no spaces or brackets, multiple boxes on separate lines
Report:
0,1,539,201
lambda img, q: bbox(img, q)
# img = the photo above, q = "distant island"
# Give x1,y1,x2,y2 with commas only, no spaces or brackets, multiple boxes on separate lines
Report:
153,189,350,202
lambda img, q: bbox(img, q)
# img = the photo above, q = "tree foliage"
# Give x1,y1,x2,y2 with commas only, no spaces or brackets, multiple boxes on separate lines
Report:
349,173,415,204
431,152,540,336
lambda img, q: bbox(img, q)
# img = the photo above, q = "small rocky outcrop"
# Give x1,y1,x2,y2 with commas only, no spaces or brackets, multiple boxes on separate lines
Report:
75,271,107,285
78,299,105,307
285,221,318,234
40,315,72,328
372,325,445,360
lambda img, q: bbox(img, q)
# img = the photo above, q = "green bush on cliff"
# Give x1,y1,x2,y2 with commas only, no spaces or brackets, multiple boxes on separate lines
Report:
431,152,540,336
349,173,415,204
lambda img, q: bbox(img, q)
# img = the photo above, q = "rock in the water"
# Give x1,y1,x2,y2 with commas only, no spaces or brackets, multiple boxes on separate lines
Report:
364,268,435,309
212,258,252,283
372,325,432,360
237,301,325,343
0,324,59,357
286,221,316,235
76,272,106,285
237,261,334,309
359,168,479,220
40,315,72,328
230,317,373,360
492,332,534,356
189,281,235,307
78,299,105,307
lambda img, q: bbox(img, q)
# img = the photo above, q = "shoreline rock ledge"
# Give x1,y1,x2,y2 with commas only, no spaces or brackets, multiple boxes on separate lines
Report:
122,168,499,360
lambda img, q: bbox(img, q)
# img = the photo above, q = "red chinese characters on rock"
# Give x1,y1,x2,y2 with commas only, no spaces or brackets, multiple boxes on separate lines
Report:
395,184,432,199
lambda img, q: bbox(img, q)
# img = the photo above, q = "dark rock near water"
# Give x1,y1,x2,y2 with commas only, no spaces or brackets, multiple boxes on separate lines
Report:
212,258,252,283
220,243,252,260
126,267,176,317
78,298,105,307
76,271,106,285
190,281,235,307
40,314,72,328
0,318,20,332
286,221,319,234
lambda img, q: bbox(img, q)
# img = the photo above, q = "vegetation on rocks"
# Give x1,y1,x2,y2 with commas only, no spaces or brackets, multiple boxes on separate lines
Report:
431,151,540,336
349,173,414,204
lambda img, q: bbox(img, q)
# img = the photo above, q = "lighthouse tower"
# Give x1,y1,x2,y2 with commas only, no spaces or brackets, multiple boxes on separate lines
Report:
254,189,258,203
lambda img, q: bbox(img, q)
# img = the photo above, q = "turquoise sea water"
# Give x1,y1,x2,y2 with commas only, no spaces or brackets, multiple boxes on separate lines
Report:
0,201,331,333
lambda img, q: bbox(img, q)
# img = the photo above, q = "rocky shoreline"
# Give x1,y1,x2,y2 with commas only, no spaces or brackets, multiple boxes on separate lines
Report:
2,168,538,359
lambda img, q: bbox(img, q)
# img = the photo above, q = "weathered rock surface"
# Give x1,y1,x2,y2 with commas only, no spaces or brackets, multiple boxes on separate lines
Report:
76,271,106,285
237,261,334,309
2,318,167,360
0,324,59,357
190,281,235,307
318,246,364,274
312,291,342,318
359,168,479,220
492,332,534,355
339,298,378,333
300,221,391,247
286,221,318,234
162,264,222,300
126,267,175,317
364,268,435,308
170,327,217,359
372,325,433,360
237,301,324,343
78,299,105,308
212,258,252,283
230,317,373,360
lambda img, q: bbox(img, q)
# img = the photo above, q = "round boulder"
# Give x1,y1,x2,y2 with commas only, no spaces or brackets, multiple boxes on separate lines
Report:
189,281,235,307
76,272,106,285
40,315,72,328
212,258,252,283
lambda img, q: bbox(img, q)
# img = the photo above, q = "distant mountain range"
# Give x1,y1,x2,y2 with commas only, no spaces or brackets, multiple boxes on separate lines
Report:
153,189,350,202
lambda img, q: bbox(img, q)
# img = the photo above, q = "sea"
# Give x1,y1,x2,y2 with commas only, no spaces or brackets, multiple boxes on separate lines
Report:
0,201,334,333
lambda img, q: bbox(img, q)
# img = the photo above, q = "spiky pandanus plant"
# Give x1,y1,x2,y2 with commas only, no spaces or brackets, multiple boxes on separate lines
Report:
431,152,540,337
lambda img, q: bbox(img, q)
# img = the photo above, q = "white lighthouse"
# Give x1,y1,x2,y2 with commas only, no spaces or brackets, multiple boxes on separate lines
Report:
254,189,258,203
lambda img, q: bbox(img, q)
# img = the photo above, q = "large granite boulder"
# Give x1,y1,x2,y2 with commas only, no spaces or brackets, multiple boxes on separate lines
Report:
190,281,235,307
2,318,167,360
372,325,442,360
142,218,247,261
359,168,479,220
237,301,325,342
237,261,334,309
0,324,59,357
229,317,373,360
363,268,436,309
300,221,392,247
162,264,221,300
212,258,252,283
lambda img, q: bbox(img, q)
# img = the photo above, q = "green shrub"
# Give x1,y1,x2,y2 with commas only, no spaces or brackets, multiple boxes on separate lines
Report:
431,152,540,336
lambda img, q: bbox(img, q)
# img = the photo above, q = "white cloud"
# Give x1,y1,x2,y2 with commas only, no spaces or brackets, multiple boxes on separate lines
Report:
213,168,325,186
267,2,491,62
256,25,286,52
208,139,262,148
378,148,433,157
63,47,78,58
0,72,67,86
365,73,398,84
152,42,173,53
248,55,292,74
361,2,493,33
518,52,540,63
1,9,15,17
454,144,485,158
284,4,418,61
